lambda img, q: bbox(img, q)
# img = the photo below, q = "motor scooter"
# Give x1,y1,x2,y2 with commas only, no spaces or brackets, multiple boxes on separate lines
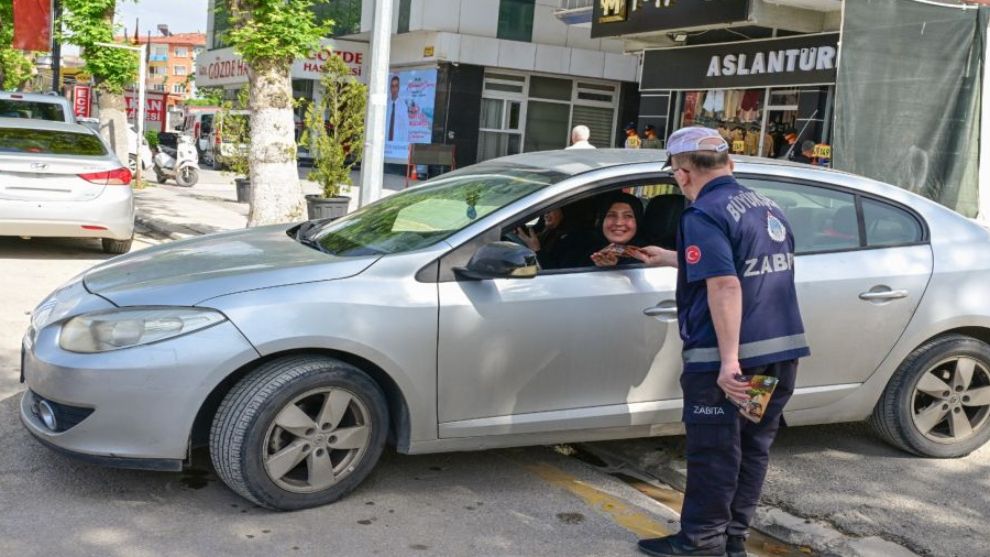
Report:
153,133,200,187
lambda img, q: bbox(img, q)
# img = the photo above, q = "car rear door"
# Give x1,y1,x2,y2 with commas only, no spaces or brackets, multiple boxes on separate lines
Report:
740,176,933,408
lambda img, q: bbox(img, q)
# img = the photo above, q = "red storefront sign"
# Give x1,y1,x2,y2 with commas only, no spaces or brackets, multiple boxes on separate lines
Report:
72,86,91,118
124,90,169,132
12,0,52,51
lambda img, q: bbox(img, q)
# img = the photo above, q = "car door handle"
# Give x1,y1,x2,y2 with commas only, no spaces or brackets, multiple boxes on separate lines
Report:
644,306,678,317
858,289,909,301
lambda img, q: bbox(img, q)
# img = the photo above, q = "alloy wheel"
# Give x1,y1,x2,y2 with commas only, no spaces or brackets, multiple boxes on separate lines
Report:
911,356,990,444
262,387,372,493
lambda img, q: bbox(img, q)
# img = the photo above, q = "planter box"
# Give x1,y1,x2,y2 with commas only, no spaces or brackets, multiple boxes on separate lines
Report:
306,194,350,220
235,178,250,203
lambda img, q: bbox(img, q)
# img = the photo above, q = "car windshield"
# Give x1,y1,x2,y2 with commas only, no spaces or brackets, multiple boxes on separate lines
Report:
299,163,567,256
0,100,67,121
0,128,106,156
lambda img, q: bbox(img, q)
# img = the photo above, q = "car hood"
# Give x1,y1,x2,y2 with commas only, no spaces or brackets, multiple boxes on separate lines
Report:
84,224,380,306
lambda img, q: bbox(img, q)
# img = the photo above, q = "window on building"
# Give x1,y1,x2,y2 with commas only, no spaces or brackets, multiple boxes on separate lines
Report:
174,65,187,76
174,47,188,57
172,84,187,94
152,83,166,92
152,45,168,57
398,0,411,34
213,3,231,48
497,0,535,42
312,0,362,37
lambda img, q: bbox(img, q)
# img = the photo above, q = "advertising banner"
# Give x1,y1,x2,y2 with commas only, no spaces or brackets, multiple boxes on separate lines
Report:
196,39,368,87
12,0,52,51
384,68,438,164
72,85,91,119
125,90,169,132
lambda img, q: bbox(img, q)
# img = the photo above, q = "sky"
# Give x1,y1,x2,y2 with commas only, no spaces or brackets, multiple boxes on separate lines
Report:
114,0,209,36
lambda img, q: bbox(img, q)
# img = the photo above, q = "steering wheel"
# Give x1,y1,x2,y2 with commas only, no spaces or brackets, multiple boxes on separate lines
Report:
503,227,528,247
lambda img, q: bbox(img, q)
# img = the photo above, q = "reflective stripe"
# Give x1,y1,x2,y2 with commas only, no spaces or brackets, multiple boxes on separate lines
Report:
683,334,808,364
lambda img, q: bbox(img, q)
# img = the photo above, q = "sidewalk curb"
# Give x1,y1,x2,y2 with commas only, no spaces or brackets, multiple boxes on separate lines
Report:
578,442,919,557
134,212,198,242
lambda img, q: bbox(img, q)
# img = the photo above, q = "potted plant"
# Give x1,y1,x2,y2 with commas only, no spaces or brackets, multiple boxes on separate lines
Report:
302,54,366,220
216,91,252,203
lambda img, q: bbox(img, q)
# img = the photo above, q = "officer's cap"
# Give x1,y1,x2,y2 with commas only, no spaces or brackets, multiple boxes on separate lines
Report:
662,126,729,169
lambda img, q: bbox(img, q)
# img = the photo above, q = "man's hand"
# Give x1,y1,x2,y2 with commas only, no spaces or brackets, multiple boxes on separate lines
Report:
717,360,749,404
628,245,678,267
516,227,540,252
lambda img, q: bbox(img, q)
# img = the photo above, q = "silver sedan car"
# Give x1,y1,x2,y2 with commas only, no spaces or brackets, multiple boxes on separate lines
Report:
20,150,990,510
0,118,134,254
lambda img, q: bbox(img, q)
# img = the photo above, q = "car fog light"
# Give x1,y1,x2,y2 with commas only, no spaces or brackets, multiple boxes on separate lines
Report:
38,400,58,431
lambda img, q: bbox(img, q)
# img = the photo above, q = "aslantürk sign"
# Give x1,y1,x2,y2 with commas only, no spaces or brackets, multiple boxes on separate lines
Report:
641,33,839,91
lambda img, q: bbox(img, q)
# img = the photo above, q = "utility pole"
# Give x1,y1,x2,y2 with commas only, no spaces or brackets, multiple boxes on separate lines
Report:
51,0,62,93
358,0,394,207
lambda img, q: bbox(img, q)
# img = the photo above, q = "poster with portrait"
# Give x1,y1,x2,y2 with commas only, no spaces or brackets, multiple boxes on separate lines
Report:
384,68,437,163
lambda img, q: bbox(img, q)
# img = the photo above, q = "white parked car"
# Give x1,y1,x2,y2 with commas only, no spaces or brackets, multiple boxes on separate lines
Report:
0,118,135,253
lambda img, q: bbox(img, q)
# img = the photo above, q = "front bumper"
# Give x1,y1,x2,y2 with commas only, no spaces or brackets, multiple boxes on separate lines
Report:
20,319,260,466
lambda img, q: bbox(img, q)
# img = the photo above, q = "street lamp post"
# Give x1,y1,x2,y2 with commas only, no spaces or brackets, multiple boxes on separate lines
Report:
95,41,147,186
358,0,394,207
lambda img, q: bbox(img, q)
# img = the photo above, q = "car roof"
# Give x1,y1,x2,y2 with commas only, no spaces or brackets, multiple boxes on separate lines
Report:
493,148,858,181
0,117,97,134
0,91,71,103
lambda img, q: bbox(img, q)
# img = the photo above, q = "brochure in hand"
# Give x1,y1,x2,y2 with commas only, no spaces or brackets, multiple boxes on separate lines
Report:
733,375,779,423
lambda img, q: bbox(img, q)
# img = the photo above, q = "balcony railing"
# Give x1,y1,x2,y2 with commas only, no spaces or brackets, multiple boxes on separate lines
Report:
555,0,593,25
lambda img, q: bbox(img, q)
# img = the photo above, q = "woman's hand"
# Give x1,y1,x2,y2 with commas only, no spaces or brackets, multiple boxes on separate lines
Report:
590,244,621,267
516,226,540,252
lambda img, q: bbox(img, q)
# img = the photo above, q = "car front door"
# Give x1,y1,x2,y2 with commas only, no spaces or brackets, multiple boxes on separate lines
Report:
740,176,933,411
436,191,684,439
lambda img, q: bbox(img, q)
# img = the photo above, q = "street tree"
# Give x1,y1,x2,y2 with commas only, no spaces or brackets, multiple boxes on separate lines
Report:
0,1,35,90
221,0,333,226
61,0,138,164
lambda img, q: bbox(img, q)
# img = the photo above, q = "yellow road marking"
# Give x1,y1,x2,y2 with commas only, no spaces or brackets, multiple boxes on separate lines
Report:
525,461,671,538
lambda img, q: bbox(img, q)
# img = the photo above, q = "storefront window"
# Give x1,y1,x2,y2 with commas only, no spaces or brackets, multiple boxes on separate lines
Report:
678,86,833,162
524,101,570,152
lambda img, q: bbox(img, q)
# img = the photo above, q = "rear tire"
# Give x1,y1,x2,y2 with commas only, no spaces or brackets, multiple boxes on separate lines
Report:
101,237,132,254
210,355,389,510
870,334,990,458
155,170,167,184
176,166,199,187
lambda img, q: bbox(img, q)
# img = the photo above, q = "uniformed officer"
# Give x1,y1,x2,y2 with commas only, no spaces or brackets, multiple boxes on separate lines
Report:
631,126,810,557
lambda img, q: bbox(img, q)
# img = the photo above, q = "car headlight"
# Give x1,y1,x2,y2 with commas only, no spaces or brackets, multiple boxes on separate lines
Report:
59,307,227,353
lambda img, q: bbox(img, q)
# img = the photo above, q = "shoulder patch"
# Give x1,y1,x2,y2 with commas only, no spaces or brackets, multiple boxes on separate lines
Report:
686,245,702,265
767,211,787,243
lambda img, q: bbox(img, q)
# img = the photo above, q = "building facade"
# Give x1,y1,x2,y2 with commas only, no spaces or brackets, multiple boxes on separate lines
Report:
128,32,207,107
200,0,640,167
574,0,988,219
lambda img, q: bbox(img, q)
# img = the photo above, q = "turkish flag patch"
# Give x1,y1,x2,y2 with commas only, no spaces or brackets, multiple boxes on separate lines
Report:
686,245,702,264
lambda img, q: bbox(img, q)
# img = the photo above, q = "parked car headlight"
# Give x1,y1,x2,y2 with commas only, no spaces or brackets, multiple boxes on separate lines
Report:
59,307,227,353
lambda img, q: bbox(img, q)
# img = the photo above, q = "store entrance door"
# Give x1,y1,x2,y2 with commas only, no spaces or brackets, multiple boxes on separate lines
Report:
760,89,799,159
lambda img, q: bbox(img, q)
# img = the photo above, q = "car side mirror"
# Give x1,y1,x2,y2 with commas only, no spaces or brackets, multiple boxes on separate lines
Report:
454,242,539,280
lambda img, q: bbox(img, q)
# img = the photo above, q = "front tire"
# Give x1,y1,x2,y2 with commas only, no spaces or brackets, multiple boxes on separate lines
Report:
870,334,990,458
176,166,199,187
210,355,389,510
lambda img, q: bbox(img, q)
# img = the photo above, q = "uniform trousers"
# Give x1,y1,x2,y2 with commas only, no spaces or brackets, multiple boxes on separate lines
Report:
678,359,798,549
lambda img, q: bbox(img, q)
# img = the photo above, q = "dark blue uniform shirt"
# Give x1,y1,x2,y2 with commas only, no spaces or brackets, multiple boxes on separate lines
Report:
676,175,810,372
